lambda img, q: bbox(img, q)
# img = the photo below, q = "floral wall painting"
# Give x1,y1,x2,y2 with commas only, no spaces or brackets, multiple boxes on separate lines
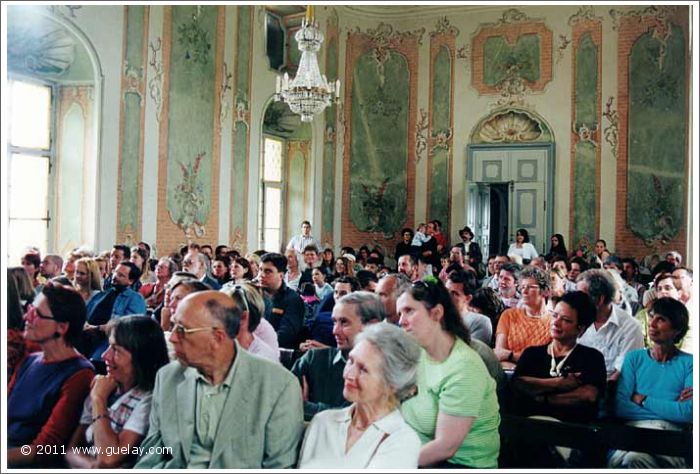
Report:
166,5,218,240
626,25,686,244
349,50,410,235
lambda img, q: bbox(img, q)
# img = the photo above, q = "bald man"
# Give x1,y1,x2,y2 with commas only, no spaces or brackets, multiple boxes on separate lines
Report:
136,291,303,468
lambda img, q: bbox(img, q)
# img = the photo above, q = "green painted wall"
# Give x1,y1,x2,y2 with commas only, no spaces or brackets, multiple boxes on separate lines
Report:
322,38,338,240
572,141,596,246
166,5,217,231
231,6,252,237
349,51,409,234
483,33,540,86
429,46,451,230
118,5,145,237
627,25,686,241
572,33,598,247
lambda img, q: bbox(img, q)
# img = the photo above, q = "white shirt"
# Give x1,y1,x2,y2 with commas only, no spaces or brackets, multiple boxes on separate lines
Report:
287,234,321,254
507,242,539,261
577,305,644,375
254,317,279,354
247,336,279,363
298,405,421,469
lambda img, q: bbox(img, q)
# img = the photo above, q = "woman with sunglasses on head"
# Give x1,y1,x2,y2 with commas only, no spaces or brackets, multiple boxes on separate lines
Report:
65,316,169,468
397,277,500,468
8,283,96,467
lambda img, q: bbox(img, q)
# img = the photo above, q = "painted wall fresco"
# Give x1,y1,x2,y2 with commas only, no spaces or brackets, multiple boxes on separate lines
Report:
117,5,147,244
428,44,452,232
471,10,553,95
626,25,686,242
321,25,339,247
571,31,600,249
349,51,410,234
230,5,252,252
166,6,218,240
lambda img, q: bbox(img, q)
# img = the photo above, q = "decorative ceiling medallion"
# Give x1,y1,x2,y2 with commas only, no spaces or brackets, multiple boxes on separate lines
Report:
478,110,543,143
568,6,603,26
431,16,459,37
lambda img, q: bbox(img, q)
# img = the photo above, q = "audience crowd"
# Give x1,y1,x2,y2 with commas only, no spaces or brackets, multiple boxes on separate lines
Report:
6,220,694,468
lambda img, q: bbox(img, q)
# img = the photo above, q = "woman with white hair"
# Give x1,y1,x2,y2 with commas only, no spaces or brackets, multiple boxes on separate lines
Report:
298,322,422,468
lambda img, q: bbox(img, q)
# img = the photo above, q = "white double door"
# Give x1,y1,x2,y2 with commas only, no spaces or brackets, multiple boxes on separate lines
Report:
467,147,550,255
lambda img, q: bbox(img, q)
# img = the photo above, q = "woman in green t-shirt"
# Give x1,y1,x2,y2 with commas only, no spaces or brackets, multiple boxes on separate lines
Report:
398,277,501,468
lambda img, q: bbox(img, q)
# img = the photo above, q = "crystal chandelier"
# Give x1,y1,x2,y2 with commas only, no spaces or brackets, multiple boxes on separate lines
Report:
275,5,340,122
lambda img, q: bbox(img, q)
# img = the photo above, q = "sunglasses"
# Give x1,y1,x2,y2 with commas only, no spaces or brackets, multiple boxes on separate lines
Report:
27,304,55,320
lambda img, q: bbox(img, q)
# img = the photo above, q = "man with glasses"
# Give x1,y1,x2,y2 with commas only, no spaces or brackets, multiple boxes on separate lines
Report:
136,291,303,468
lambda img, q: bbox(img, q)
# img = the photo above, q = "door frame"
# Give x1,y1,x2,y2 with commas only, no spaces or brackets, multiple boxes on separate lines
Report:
466,142,555,254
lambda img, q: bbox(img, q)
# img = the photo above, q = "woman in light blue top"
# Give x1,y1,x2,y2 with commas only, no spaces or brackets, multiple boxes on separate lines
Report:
609,297,692,468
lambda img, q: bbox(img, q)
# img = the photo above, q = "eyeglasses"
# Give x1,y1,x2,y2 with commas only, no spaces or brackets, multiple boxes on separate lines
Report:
519,284,541,292
170,321,221,338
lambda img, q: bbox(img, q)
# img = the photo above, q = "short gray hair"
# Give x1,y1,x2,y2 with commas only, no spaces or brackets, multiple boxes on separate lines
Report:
380,273,412,299
355,322,421,402
520,266,550,291
337,291,386,323
577,269,615,305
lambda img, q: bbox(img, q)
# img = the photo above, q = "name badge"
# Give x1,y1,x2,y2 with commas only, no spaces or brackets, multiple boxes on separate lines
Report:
272,308,284,315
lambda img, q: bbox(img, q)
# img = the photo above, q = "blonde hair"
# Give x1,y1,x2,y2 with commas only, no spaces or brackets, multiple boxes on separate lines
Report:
75,257,103,292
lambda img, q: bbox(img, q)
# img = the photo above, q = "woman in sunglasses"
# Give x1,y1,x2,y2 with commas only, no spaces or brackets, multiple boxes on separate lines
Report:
8,283,95,467
397,277,500,468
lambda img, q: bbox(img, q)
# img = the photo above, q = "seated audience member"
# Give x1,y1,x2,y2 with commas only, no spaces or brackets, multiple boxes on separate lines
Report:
140,257,178,310
39,254,64,288
103,245,130,291
221,282,280,363
621,257,647,302
355,269,379,291
299,245,320,288
567,257,588,284
160,278,210,359
375,273,412,326
211,254,232,287
635,272,680,348
8,284,95,467
483,255,509,290
299,322,422,468
446,269,493,345
497,263,522,309
364,256,382,275
292,291,384,421
495,267,552,368
7,271,41,380
548,267,568,307
507,228,539,264
135,291,303,468
512,291,606,422
606,268,638,316
394,228,414,263
155,271,198,330
9,266,36,312
260,252,305,349
609,298,692,469
318,248,335,279
65,317,169,468
398,278,500,468
284,248,303,291
576,269,644,381
456,226,483,271
84,262,147,362
245,252,262,282
182,251,221,290
664,250,682,268
21,251,42,288
672,267,694,354
225,256,255,287
544,233,568,263
311,268,333,301
130,246,152,287
591,239,611,268
397,253,418,281
73,257,103,304
469,287,505,347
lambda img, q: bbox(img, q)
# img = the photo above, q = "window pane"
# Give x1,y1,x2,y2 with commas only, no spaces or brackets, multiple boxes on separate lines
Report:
8,219,47,266
264,138,282,182
263,229,280,254
264,187,281,228
10,81,51,149
9,154,49,219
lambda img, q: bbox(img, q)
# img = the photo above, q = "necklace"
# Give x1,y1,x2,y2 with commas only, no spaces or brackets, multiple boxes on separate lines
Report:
549,343,577,377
